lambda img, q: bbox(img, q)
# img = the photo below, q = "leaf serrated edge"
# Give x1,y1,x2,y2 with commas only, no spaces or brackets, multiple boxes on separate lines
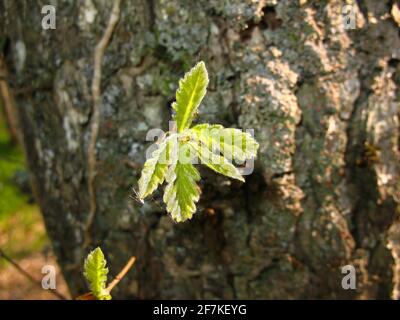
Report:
83,247,111,300
172,61,209,132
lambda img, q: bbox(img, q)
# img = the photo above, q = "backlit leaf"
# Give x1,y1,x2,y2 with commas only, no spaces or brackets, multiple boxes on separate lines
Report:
83,247,111,300
172,61,209,132
138,134,176,200
163,141,201,222
189,123,259,163
189,141,244,182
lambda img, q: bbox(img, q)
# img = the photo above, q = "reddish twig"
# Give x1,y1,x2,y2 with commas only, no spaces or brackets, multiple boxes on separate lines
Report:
76,255,136,300
106,256,136,292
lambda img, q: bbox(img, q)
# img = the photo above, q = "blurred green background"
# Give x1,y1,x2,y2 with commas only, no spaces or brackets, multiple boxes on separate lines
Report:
0,108,48,266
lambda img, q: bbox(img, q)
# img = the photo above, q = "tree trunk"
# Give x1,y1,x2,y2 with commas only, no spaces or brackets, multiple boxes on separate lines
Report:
0,55,21,145
1,0,400,299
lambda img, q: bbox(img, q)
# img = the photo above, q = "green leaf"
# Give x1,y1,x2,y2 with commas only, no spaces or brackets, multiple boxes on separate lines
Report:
189,141,245,182
83,247,111,300
136,61,260,223
163,141,201,222
172,61,209,132
189,124,259,163
138,134,176,199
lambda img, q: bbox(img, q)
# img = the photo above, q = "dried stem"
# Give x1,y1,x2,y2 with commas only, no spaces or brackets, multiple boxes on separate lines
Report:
85,0,122,246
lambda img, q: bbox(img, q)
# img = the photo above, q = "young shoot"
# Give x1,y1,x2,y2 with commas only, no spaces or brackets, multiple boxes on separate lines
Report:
137,62,259,222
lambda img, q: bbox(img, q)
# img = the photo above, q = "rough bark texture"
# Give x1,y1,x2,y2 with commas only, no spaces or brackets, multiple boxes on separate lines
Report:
1,0,400,299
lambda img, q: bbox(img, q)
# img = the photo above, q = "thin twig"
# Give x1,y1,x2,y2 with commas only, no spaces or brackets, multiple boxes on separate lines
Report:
85,0,122,246
75,255,136,299
0,249,67,300
106,256,136,292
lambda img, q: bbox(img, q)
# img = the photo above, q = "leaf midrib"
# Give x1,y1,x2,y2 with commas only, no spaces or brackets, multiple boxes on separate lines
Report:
178,72,200,132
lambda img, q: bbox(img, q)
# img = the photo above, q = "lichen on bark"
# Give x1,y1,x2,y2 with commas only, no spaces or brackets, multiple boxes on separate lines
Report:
1,0,399,299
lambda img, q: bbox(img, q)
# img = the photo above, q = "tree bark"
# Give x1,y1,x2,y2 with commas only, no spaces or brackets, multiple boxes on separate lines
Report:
1,0,400,299
0,55,21,145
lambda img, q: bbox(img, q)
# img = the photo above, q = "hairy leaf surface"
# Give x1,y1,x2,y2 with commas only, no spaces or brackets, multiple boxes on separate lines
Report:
189,141,244,182
163,141,201,222
172,61,208,132
83,247,111,300
138,134,176,199
189,124,259,163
